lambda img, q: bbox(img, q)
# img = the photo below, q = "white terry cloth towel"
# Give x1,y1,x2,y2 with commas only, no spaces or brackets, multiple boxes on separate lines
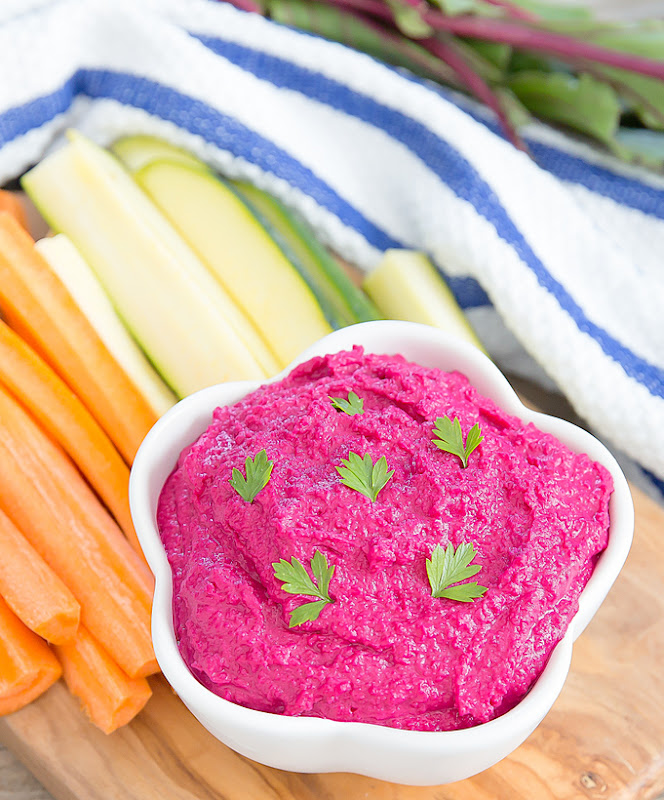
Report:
0,0,663,500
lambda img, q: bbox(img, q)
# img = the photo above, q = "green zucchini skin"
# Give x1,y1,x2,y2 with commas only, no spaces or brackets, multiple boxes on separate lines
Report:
231,181,382,327
112,135,378,330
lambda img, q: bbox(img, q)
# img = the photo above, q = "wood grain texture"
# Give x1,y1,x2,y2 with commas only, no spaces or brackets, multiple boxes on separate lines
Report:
0,748,50,800
0,486,662,800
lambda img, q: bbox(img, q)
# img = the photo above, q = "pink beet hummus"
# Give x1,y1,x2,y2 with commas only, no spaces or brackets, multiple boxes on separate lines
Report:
157,348,612,732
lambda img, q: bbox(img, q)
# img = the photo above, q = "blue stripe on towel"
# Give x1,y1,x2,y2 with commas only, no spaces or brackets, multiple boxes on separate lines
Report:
84,71,403,254
1,60,662,397
0,68,489,313
190,35,664,399
528,142,664,221
446,276,490,310
0,75,78,143
406,76,664,221
194,28,664,221
0,70,400,254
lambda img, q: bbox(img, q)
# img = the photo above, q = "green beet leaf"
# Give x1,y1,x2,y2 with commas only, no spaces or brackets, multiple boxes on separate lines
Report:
508,70,621,143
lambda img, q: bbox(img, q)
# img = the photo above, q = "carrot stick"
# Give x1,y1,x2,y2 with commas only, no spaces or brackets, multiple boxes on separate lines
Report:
0,212,157,464
0,384,153,606
0,595,62,715
55,626,152,734
0,317,140,550
0,508,80,645
0,190,28,231
0,385,158,678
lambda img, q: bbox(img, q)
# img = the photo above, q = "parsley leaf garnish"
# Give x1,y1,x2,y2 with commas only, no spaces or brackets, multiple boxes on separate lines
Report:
229,449,274,503
426,542,488,603
335,452,394,502
432,416,484,468
272,550,335,628
329,390,364,416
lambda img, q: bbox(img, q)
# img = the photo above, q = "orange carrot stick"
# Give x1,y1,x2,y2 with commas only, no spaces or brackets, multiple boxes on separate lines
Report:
0,212,157,464
0,317,139,550
0,384,153,606
0,190,28,231
55,626,152,734
0,385,157,678
0,595,62,715
0,508,80,645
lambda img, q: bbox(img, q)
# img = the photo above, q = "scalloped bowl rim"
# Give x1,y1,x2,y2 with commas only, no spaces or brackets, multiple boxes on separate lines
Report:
129,321,634,785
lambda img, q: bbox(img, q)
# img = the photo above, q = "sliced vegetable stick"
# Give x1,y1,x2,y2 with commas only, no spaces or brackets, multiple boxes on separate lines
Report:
0,317,140,549
35,234,176,417
0,383,153,604
0,212,156,464
0,508,80,645
363,250,487,353
0,190,28,231
0,387,157,618
22,133,275,395
0,386,157,678
0,595,62,715
55,625,152,734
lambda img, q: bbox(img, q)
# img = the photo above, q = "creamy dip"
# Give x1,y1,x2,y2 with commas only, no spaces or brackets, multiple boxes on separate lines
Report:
157,348,612,731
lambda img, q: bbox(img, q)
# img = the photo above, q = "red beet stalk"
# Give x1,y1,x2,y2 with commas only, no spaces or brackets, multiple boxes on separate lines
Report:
326,0,664,82
421,35,528,150
223,0,263,11
480,0,538,22
424,14,664,81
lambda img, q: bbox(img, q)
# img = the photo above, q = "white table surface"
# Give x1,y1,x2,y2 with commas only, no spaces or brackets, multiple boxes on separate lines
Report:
1,0,659,797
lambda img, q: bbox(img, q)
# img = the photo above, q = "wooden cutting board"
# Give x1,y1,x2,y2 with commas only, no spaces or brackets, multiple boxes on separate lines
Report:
0,485,662,800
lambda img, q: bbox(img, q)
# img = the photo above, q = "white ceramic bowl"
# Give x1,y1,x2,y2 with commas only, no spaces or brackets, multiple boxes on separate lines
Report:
129,321,634,786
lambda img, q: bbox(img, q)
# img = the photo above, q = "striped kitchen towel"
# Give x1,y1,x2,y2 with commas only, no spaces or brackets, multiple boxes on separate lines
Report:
1,0,663,499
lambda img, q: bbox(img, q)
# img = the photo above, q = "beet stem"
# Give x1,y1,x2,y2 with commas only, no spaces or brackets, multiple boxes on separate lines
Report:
481,0,538,22
323,0,664,81
425,14,664,81
223,0,264,11
422,35,528,151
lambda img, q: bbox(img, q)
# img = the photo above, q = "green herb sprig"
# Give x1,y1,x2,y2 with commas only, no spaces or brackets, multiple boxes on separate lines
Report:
432,416,483,468
229,449,274,503
330,390,364,416
426,542,488,602
272,550,335,627
336,452,394,502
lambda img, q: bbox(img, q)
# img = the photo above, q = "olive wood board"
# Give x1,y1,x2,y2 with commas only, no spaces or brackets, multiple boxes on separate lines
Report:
0,485,662,800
